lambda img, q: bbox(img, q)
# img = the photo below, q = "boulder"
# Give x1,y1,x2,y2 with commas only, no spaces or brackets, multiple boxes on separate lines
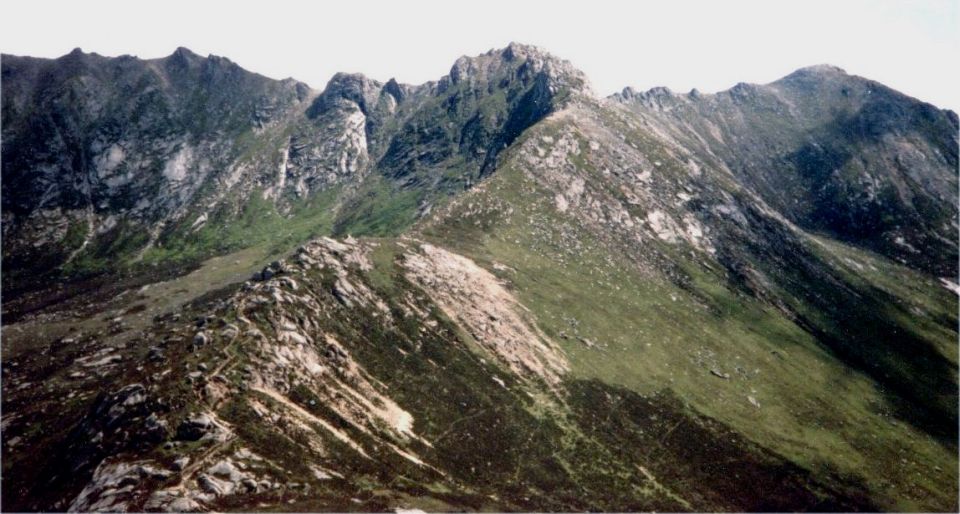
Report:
176,413,214,441
198,474,219,494
147,347,165,362
193,332,209,347
168,497,201,512
171,456,190,471
143,413,169,443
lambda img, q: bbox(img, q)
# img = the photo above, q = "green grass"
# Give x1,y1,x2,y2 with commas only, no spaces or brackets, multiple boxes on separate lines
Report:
416,125,959,511
140,186,342,268
332,176,424,237
61,219,89,250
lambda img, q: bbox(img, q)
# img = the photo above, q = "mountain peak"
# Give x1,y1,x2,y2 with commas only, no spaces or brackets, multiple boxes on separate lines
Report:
171,46,200,59
501,41,548,61
164,46,203,69
169,46,198,60
776,64,851,86
308,72,384,117
609,85,685,109
793,63,847,76
443,42,591,98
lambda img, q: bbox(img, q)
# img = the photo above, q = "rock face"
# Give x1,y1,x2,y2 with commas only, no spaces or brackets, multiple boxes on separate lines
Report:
1,48,315,289
1,44,958,512
1,43,591,302
611,65,959,275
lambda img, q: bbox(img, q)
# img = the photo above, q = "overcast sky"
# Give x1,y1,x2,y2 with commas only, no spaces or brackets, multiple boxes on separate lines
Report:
2,0,957,110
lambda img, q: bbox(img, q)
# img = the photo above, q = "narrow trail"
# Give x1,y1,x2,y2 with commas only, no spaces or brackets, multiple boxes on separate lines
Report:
174,327,244,482
433,408,489,444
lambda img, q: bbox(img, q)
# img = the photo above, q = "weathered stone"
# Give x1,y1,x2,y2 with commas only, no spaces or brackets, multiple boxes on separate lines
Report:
241,478,258,492
171,456,190,471
193,332,209,347
147,347,165,362
176,413,214,441
710,369,730,379
143,413,169,443
198,474,225,495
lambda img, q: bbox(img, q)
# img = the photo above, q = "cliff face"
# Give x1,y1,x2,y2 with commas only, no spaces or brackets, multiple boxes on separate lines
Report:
1,45,957,512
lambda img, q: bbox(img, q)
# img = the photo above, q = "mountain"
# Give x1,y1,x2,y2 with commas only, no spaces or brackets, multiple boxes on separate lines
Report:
612,65,958,275
1,44,957,512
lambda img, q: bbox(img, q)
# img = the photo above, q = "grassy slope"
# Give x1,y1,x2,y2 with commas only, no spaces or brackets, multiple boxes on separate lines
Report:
207,239,877,512
416,116,958,510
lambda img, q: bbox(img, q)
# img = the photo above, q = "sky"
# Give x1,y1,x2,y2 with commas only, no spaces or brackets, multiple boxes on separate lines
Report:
2,0,958,111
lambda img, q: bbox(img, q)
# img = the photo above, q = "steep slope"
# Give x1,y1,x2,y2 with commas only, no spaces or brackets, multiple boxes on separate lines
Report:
416,96,958,509
327,43,591,235
1,47,351,309
1,43,588,320
1,44,957,512
0,238,879,512
611,66,959,275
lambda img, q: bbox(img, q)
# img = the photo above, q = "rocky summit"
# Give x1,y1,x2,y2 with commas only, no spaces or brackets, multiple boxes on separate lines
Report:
1,43,957,512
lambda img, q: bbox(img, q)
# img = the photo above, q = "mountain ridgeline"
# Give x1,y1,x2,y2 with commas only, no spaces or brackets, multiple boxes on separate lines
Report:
1,44,957,512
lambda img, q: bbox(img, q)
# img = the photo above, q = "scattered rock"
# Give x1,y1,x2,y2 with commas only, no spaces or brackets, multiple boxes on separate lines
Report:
68,461,170,511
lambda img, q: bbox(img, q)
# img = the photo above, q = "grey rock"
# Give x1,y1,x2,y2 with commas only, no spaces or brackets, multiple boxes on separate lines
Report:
171,456,190,471
193,332,209,347
143,413,169,443
147,347,165,362
167,497,201,512
176,413,214,441
241,478,258,492
710,369,731,379
197,474,224,495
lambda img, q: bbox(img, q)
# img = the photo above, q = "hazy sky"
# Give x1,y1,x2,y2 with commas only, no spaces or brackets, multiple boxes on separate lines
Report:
2,0,958,110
